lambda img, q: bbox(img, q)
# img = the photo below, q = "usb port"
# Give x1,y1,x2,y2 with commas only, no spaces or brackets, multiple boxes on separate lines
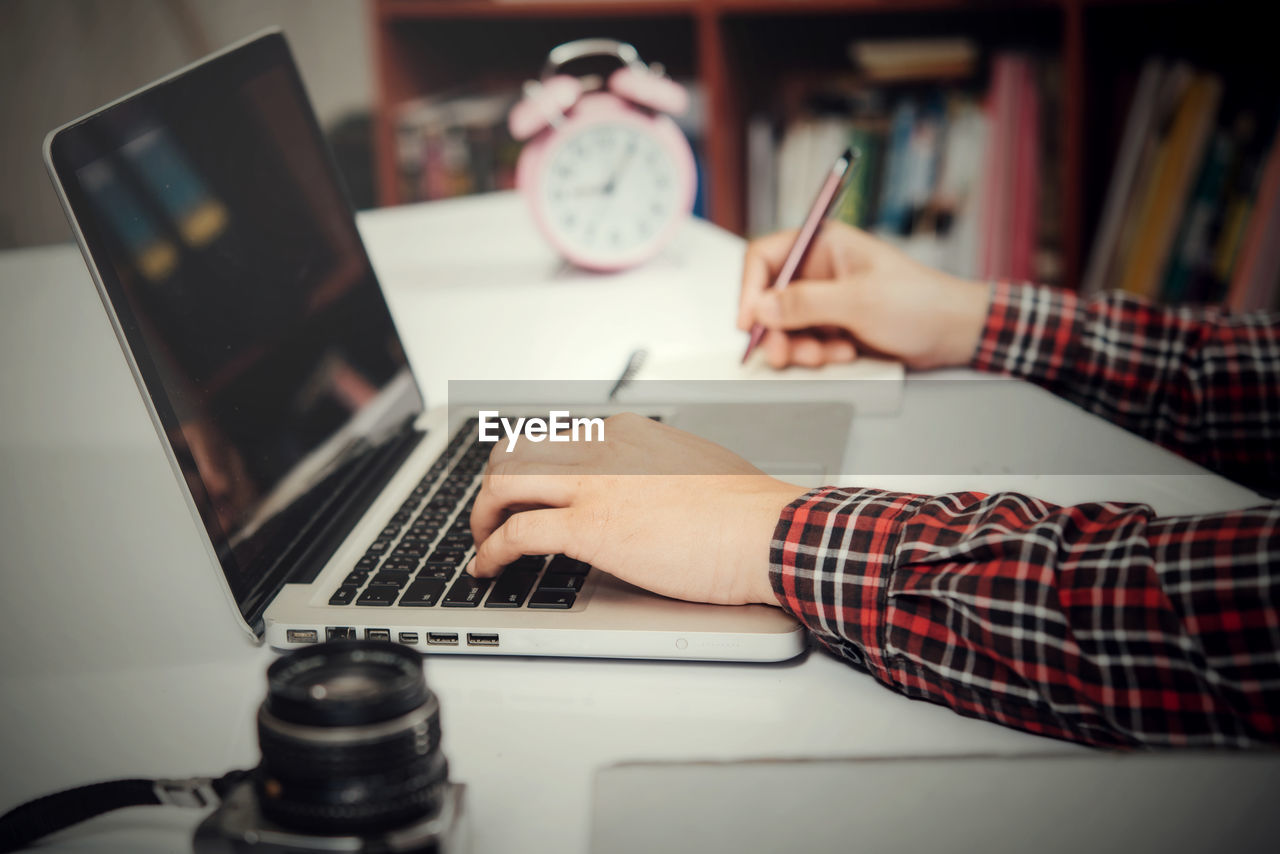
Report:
467,633,499,647
286,629,318,644
326,627,356,641
426,632,459,646
365,629,390,642
398,632,420,644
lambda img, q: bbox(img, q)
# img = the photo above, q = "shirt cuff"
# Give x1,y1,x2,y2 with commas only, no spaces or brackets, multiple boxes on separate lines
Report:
970,281,1081,384
769,486,924,686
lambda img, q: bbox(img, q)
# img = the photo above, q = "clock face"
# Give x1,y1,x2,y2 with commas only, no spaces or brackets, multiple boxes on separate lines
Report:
537,120,687,267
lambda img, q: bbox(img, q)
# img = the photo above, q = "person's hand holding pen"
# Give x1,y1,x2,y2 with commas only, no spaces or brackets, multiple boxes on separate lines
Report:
738,220,993,371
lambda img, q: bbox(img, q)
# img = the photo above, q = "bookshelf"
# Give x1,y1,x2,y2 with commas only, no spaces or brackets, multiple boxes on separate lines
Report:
370,0,1266,295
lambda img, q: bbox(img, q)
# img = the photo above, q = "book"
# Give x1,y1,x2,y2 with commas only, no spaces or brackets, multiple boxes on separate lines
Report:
834,121,885,229
848,38,978,83
1160,128,1234,303
623,350,905,416
932,96,988,278
1010,56,1041,282
395,91,518,203
874,98,919,235
746,115,778,237
978,54,1024,280
1105,63,1194,294
748,51,1049,282
1082,60,1166,297
775,116,852,231
1225,122,1280,311
1034,59,1064,286
1117,74,1222,298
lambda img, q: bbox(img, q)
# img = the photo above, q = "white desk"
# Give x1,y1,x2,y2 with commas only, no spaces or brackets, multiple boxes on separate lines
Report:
0,193,1268,853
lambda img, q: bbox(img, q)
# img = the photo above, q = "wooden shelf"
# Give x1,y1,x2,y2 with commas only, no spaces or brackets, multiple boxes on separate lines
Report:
371,0,1238,291
376,1,698,20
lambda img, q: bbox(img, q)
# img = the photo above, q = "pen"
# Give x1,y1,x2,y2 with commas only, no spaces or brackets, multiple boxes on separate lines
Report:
741,146,859,364
607,348,647,401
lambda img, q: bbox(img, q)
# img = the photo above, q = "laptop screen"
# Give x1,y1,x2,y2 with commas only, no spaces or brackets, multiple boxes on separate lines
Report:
46,32,423,632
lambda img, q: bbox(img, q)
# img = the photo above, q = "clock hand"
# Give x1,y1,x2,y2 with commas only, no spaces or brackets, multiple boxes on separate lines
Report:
601,140,638,196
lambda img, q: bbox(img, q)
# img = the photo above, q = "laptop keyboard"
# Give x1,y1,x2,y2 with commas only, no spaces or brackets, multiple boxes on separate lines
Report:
329,418,592,610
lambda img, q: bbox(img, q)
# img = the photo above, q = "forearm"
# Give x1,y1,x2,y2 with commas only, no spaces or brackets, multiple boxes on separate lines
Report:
770,486,1280,748
969,282,1280,492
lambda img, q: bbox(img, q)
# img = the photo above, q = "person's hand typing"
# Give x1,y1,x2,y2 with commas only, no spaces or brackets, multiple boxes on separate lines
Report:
467,413,805,606
738,221,991,371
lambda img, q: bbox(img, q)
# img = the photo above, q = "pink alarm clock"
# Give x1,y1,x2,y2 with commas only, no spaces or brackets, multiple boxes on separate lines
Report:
509,39,697,272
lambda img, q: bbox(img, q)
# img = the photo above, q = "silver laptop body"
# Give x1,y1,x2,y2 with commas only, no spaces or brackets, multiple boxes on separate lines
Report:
44,29,848,662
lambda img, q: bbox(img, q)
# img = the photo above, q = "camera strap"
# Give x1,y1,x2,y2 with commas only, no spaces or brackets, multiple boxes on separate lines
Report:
0,768,251,853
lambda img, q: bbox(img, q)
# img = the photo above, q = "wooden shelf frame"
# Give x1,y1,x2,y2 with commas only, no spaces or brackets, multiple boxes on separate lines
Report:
370,0,1234,291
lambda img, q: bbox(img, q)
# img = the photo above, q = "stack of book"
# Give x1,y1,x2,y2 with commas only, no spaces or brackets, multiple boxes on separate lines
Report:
1083,58,1280,309
394,91,522,205
747,41,1058,285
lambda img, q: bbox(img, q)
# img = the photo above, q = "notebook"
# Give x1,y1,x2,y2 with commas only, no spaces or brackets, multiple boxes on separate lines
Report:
42,29,852,661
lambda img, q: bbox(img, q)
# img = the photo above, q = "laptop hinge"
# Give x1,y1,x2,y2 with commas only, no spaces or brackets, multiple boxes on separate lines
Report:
284,423,426,587
239,422,426,634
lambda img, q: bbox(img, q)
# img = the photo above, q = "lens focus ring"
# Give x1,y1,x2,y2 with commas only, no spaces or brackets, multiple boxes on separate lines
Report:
254,641,450,833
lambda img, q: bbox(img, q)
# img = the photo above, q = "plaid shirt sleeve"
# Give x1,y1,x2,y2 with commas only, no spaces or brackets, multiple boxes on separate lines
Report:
970,281,1280,493
771,487,1280,748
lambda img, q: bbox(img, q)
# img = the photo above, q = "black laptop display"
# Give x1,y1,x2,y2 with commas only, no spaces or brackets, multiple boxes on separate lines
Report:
46,33,424,630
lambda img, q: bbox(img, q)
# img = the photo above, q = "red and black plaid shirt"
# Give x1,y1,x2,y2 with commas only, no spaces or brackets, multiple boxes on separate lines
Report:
770,282,1280,748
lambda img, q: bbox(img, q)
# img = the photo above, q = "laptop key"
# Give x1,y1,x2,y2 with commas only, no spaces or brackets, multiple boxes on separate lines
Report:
370,570,411,588
442,575,490,607
528,590,576,609
538,572,585,593
484,570,539,608
400,578,448,607
343,570,369,586
329,586,359,605
546,555,590,575
417,563,457,580
356,586,398,606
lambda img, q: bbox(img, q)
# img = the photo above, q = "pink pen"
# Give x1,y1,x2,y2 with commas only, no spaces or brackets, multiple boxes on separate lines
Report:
742,146,859,364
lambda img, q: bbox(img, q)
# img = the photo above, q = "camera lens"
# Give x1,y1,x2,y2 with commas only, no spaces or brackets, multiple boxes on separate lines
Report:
255,640,448,833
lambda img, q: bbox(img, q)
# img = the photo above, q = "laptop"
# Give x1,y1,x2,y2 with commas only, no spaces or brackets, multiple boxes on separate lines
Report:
43,29,850,662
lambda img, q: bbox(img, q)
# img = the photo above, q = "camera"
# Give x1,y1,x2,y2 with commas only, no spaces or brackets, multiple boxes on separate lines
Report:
193,640,467,853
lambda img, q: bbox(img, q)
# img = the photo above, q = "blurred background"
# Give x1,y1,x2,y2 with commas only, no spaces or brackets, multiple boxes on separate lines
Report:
1,0,373,250
3,0,1276,308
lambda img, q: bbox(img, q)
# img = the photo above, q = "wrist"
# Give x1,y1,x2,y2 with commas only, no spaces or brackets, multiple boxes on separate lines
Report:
935,277,992,368
742,481,808,606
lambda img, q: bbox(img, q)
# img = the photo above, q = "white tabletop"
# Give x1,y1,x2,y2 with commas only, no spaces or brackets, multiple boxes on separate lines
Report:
0,193,1268,853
